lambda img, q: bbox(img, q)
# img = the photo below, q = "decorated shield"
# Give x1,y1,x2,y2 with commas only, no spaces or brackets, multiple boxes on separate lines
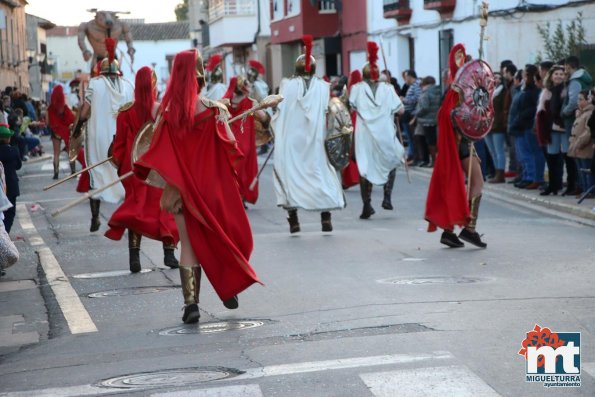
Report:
451,59,495,141
325,97,353,170
254,112,273,146
68,121,85,162
131,119,166,188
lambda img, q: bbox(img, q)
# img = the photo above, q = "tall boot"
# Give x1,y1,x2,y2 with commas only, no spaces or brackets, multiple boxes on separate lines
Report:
128,230,142,273
321,211,332,232
89,199,101,232
53,157,59,180
163,243,179,269
488,169,505,183
69,160,76,175
359,178,375,219
287,209,300,233
382,169,396,210
541,153,561,195
458,195,487,248
179,265,201,324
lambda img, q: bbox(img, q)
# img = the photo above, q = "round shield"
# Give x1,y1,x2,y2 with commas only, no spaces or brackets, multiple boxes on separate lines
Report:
68,123,85,162
450,59,495,141
254,113,272,146
325,97,353,170
131,119,166,188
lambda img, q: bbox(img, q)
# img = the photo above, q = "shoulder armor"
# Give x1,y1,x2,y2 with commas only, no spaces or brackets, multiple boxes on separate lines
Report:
200,97,231,118
118,101,134,113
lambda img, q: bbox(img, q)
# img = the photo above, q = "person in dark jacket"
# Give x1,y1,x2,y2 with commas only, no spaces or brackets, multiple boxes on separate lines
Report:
415,76,441,167
511,65,543,189
0,120,21,233
485,72,507,183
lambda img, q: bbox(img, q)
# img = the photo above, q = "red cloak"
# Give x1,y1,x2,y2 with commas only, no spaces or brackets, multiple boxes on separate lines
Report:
47,103,89,193
341,110,360,189
105,106,179,245
227,97,259,204
424,90,469,232
135,106,261,301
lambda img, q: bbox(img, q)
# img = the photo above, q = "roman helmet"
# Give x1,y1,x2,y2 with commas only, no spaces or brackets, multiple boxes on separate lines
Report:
362,41,380,82
247,60,265,83
295,35,316,77
205,54,223,84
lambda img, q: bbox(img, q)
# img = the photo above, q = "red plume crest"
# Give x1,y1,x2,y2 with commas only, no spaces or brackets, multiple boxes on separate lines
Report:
206,54,223,72
248,60,265,75
303,35,313,73
105,38,116,64
367,41,379,80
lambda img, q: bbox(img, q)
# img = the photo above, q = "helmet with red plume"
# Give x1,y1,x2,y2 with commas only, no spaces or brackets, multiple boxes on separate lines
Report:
247,59,265,82
362,41,380,81
448,43,467,81
100,38,120,75
295,34,316,77
206,54,223,84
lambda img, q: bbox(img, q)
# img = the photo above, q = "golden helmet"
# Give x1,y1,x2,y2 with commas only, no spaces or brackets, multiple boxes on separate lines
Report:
362,63,380,81
99,57,120,75
195,49,206,86
295,54,316,77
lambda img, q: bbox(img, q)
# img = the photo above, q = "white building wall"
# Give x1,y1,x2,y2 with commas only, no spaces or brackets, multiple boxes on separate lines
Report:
365,1,595,82
46,35,89,81
209,16,258,48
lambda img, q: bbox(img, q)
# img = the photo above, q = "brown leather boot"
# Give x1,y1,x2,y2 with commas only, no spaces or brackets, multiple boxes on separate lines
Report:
359,178,375,219
287,209,300,233
488,169,505,184
459,195,487,248
128,230,142,273
179,266,201,323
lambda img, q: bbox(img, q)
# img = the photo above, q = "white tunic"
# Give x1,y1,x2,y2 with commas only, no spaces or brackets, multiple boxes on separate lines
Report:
84,76,134,203
204,83,227,100
349,81,404,185
271,77,345,211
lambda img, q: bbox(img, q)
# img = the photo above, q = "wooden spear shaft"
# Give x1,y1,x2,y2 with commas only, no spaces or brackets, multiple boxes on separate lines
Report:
43,156,114,191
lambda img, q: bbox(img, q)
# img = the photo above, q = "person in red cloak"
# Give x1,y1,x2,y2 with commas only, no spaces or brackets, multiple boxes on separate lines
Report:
47,85,89,191
105,66,180,272
222,75,268,206
424,44,487,248
341,70,362,189
134,49,262,324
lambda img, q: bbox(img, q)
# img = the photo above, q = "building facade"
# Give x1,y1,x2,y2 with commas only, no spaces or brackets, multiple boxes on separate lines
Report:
0,0,28,93
26,14,54,101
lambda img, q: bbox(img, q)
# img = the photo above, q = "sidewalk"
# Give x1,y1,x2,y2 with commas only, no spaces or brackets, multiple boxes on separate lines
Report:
410,166,595,227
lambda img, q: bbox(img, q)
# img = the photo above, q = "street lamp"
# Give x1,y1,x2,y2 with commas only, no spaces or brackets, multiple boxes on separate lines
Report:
26,49,45,69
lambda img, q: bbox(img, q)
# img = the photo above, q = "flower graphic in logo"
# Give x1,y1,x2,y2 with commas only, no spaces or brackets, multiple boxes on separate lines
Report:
518,324,566,367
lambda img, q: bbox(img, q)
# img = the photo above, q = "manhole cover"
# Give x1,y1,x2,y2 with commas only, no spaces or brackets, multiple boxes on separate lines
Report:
97,367,242,389
158,320,270,335
73,269,152,279
378,276,487,285
88,286,179,298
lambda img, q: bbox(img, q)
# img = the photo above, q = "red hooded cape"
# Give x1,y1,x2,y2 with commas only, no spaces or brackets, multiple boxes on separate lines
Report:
424,44,470,232
223,78,259,204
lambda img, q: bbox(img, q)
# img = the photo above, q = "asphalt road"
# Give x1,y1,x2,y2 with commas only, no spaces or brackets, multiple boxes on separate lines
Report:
0,150,593,396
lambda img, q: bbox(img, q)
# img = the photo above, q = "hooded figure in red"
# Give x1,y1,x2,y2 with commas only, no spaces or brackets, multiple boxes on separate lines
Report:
135,49,261,324
424,44,487,248
341,70,362,189
47,85,89,191
222,76,265,205
105,66,180,272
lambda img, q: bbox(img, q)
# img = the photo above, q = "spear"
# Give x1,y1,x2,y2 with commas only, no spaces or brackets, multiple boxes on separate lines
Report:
43,157,114,191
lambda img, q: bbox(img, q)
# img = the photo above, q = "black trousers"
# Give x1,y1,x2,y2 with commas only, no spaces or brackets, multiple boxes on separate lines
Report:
3,195,17,234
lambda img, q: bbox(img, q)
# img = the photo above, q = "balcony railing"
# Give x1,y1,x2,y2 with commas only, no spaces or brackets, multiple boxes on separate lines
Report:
209,0,256,22
423,0,456,18
383,0,412,25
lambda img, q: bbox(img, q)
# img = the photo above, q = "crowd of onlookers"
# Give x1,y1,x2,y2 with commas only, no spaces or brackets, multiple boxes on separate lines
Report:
328,54,594,200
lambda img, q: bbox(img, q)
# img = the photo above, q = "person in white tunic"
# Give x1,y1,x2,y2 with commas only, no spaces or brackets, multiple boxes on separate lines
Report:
271,35,345,233
203,54,226,100
72,49,133,232
349,41,405,220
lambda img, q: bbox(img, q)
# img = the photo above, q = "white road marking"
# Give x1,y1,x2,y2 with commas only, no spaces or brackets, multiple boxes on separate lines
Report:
360,365,501,397
41,161,70,171
16,203,97,334
0,352,453,397
233,351,453,380
72,268,153,278
150,385,264,397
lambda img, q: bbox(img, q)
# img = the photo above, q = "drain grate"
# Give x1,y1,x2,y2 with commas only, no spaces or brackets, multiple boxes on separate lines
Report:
73,269,152,279
88,286,179,298
97,367,243,389
158,319,272,336
378,276,488,285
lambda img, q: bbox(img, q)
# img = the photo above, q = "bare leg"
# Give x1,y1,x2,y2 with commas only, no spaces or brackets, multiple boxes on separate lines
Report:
459,156,487,248
461,156,484,199
174,213,198,265
174,212,201,323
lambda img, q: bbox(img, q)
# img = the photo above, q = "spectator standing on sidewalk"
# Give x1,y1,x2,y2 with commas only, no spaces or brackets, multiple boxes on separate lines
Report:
503,63,520,180
415,76,441,167
0,117,21,234
561,56,593,195
486,72,507,183
568,90,594,196
400,70,421,164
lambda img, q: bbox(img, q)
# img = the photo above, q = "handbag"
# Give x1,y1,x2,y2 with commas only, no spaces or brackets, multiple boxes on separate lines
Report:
0,222,18,269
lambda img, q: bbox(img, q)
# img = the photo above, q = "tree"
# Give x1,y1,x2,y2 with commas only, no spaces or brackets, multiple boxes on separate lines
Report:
536,12,586,62
175,0,189,21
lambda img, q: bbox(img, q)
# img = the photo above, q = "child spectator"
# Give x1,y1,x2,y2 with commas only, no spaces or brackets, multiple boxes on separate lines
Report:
0,117,21,233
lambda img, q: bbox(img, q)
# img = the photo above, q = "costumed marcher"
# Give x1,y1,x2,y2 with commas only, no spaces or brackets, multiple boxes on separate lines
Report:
68,78,81,109
203,54,226,101
72,38,133,232
47,86,89,191
349,42,405,219
134,49,261,324
247,60,273,155
340,70,362,189
105,66,180,273
222,76,269,205
271,35,345,233
424,44,494,248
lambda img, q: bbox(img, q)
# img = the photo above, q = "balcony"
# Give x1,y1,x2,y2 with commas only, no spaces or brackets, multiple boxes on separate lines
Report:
423,0,456,18
207,0,258,47
383,0,412,26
